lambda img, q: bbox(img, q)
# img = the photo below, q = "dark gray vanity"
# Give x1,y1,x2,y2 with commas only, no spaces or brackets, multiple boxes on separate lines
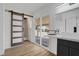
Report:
57,38,79,56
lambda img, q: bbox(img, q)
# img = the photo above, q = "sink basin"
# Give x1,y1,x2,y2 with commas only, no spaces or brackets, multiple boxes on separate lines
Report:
48,33,56,35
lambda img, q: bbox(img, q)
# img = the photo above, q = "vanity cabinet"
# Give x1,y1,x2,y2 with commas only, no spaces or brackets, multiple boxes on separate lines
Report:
57,39,79,56
57,43,69,56
70,48,79,56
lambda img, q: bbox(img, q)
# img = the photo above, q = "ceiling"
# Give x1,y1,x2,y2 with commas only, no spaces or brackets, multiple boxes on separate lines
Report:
4,3,51,14
4,3,62,15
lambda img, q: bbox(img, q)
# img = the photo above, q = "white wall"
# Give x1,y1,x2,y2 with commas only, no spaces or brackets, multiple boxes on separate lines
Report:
55,7,79,34
55,14,66,33
0,4,4,55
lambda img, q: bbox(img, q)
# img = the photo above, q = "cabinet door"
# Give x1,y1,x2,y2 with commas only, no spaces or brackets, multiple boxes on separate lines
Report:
57,44,69,56
49,37,57,54
70,48,79,56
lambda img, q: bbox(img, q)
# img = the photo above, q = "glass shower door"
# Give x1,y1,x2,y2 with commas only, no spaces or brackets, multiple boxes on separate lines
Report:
35,18,41,44
41,16,49,48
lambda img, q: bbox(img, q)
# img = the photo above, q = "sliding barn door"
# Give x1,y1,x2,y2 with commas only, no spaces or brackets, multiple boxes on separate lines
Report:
11,11,24,46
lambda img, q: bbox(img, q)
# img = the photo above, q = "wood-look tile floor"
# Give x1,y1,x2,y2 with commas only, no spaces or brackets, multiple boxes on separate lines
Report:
5,41,55,56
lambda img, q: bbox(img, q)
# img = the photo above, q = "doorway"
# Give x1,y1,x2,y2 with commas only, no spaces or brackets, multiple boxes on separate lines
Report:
23,18,29,41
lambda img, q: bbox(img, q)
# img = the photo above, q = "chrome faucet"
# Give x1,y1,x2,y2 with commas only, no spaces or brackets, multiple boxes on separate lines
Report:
48,29,59,34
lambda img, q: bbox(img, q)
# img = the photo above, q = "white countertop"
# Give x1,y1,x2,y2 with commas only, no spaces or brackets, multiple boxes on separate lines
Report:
50,33,79,42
